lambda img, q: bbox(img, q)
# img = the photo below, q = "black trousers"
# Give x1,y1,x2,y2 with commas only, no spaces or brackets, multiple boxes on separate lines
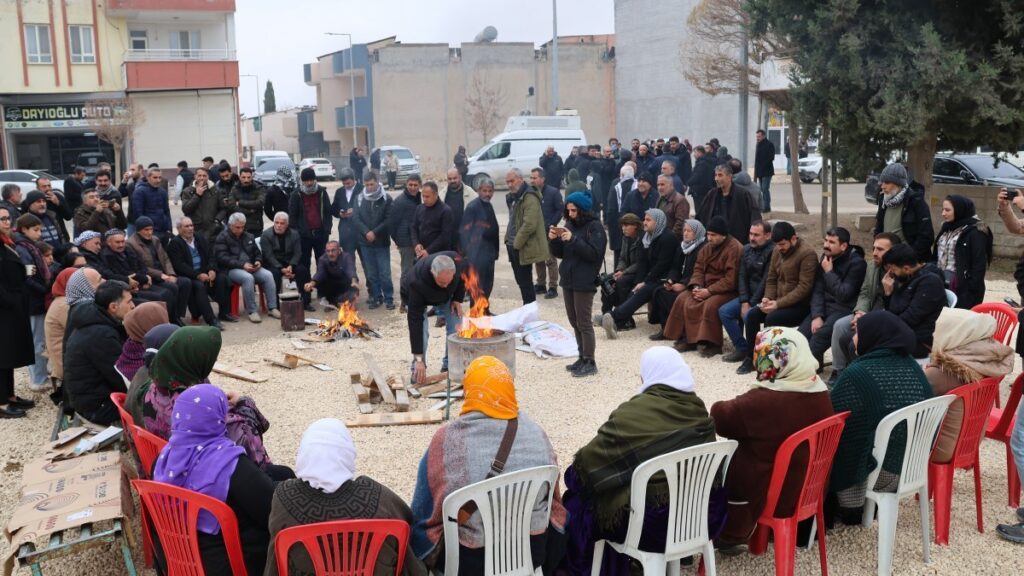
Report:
507,246,536,305
185,278,218,324
610,282,657,325
268,264,311,305
599,275,636,313
0,369,13,401
798,311,848,364
649,285,683,325
744,304,810,350
135,284,179,320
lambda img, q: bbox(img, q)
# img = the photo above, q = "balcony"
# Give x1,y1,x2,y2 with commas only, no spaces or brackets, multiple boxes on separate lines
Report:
125,48,236,62
124,60,239,91
107,0,235,14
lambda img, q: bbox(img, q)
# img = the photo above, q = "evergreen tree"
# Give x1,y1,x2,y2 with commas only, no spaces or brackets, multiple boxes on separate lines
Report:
264,80,277,114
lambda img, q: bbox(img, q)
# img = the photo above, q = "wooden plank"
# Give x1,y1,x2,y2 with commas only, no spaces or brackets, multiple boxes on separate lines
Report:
415,380,458,397
264,358,295,369
421,372,449,386
345,410,444,428
386,374,410,412
430,397,464,411
212,362,268,383
363,353,396,405
427,390,465,400
349,373,372,414
405,375,422,398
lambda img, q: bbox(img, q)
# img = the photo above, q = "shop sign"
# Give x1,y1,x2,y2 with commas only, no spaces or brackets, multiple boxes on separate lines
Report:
3,103,129,130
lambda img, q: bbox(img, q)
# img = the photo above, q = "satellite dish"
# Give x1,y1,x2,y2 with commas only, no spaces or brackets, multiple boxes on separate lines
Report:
474,26,498,43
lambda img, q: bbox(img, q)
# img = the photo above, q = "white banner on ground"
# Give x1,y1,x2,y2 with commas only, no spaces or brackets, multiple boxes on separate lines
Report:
462,301,540,333
522,320,579,358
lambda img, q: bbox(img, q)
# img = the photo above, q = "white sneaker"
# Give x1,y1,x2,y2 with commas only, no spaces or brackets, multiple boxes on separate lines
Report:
268,308,281,319
29,381,49,393
602,313,619,340
320,298,337,311
248,312,262,323
592,313,603,327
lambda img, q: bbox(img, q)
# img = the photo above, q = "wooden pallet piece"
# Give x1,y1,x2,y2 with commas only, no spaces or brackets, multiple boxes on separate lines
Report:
212,362,267,383
17,519,137,576
427,390,464,400
349,374,373,414
415,379,457,397
387,374,410,412
264,358,296,369
363,353,397,405
345,410,444,428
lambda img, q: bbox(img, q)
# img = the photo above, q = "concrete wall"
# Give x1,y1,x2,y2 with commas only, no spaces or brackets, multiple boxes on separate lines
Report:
242,109,300,157
929,184,1024,259
131,89,237,169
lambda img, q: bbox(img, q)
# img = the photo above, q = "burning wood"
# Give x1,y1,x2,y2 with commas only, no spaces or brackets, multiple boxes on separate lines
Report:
310,300,381,340
457,265,493,338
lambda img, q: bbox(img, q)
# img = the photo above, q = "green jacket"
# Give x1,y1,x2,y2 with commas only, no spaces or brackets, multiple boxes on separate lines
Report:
855,261,884,313
512,188,550,265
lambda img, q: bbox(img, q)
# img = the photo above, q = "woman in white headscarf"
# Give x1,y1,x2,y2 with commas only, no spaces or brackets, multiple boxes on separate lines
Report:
925,308,1013,463
265,419,426,576
710,327,834,552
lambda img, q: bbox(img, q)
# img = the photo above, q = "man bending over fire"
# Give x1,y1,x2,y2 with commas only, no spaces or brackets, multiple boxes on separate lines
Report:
402,252,465,384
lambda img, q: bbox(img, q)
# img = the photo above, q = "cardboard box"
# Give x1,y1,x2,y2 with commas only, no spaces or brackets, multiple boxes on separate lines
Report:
20,451,121,486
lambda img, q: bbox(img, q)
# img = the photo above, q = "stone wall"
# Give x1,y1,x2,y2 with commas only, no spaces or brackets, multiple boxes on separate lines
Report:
929,183,1024,259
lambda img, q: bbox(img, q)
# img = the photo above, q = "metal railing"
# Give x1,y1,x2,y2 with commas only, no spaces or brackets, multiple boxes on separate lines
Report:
124,49,236,62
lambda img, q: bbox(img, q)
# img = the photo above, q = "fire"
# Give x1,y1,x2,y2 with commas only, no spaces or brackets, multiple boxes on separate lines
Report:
457,266,493,338
317,300,371,338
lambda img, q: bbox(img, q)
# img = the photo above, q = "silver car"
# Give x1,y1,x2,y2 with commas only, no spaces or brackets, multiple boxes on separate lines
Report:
377,145,420,187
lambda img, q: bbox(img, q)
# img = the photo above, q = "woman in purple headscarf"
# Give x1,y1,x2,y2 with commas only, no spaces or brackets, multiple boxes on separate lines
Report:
153,384,289,575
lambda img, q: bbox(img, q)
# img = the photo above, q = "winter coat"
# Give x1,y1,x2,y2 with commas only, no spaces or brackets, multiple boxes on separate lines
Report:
615,234,642,277
63,302,127,415
44,295,69,380
931,222,990,310
673,149,693,182
312,251,358,286
131,181,172,234
810,247,867,320
732,172,763,211
401,252,466,355
764,240,818,310
635,153,658,178
622,188,658,219
101,247,151,286
656,191,690,239
604,177,637,251
687,155,717,204
181,184,227,240
754,139,776,179
588,156,616,206
167,235,215,279
0,241,34,369
331,183,364,252
388,190,421,248
696,185,762,245
353,193,392,247
263,185,291,221
855,261,886,313
549,215,606,292
214,229,261,271
538,184,564,228
884,263,947,349
286,186,333,240
538,153,565,189
412,202,454,254
637,232,680,286
127,234,175,280
873,182,935,263
13,233,50,316
227,183,267,235
511,187,550,265
259,227,302,269
350,150,367,177
73,204,126,236
444,183,475,245
0,200,20,221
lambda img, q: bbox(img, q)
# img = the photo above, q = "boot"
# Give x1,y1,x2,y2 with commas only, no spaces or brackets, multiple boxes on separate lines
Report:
565,358,584,372
572,358,598,377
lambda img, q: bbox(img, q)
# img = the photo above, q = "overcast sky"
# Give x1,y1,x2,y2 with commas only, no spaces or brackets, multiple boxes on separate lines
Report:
235,0,615,117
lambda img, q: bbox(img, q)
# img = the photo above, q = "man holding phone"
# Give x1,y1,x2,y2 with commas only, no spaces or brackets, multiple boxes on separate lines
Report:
74,189,127,236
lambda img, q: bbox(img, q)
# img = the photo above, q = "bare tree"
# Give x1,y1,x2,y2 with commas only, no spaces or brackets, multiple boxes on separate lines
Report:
680,0,809,213
464,72,507,143
83,98,144,178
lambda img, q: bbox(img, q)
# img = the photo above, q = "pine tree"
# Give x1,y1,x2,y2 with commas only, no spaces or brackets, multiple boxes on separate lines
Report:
264,80,277,114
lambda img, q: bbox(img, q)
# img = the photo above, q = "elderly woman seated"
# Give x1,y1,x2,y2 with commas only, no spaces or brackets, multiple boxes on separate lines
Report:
114,301,168,382
925,307,1013,463
710,327,834,553
265,419,427,576
410,356,567,575
153,384,293,576
828,310,933,523
562,346,718,574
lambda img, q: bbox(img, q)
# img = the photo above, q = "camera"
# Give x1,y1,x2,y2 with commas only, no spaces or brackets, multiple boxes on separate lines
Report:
595,273,616,297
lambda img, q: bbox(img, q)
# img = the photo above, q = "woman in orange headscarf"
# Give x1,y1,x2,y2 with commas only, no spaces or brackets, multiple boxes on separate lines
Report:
410,356,566,575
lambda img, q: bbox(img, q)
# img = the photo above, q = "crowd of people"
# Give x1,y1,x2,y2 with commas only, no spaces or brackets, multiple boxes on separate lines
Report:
2,129,1024,576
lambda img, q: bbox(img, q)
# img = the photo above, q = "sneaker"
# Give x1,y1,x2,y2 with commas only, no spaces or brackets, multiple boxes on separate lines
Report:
218,313,239,323
212,320,226,332
248,312,262,323
319,298,336,311
722,349,748,363
592,313,603,327
29,381,49,393
545,288,558,299
601,313,618,340
534,284,546,294
997,522,1024,543
649,331,668,341
368,300,381,310
736,358,754,375
572,358,598,377
385,301,396,310
565,358,584,372
268,308,281,319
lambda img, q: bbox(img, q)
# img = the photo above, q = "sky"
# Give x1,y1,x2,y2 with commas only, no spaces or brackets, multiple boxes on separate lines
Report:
235,0,615,117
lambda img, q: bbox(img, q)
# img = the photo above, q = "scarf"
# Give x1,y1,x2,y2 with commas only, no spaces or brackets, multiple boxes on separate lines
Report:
362,183,385,202
152,384,245,535
123,301,169,343
638,346,694,393
295,419,356,493
929,308,1014,382
14,233,52,285
65,269,96,305
939,194,977,234
0,231,12,247
856,310,916,356
115,340,147,383
143,323,179,370
299,182,318,196
51,267,76,298
150,326,222,392
461,355,518,420
752,327,827,393
641,208,667,248
680,219,707,255
881,185,908,209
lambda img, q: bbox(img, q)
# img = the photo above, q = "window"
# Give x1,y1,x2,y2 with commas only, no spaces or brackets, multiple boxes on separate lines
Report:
68,25,95,64
24,24,52,64
479,142,510,161
129,30,148,51
932,159,964,179
170,30,201,59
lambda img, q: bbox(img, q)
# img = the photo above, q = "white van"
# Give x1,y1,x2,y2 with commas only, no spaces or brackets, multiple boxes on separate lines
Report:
466,117,586,189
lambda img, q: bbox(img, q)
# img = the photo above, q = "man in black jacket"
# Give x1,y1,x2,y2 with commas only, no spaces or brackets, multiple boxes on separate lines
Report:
388,175,421,312
330,168,363,264
288,167,333,297
260,212,309,309
696,164,762,245
797,227,867,367
264,166,294,221
538,146,564,190
687,145,716,210
443,169,475,250
353,172,393,309
64,280,133,424
101,229,177,311
880,242,947,358
754,130,776,212
167,216,227,328
402,252,465,384
181,167,226,242
227,167,266,236
63,166,87,213
721,221,774,362
873,162,935,263
412,182,454,259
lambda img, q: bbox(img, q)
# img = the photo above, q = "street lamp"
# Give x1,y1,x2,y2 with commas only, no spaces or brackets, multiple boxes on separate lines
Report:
240,73,262,150
325,32,358,150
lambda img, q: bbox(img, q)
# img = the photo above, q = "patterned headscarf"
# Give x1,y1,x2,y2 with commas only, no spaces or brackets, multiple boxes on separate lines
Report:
752,327,827,393
642,208,667,248
65,268,97,306
680,219,707,255
461,355,518,420
150,327,222,392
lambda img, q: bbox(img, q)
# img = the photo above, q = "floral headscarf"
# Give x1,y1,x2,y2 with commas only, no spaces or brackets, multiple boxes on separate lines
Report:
752,327,827,393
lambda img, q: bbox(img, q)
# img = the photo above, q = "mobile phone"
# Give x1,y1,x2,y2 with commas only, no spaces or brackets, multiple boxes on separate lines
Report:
1004,297,1021,308
1008,189,1019,200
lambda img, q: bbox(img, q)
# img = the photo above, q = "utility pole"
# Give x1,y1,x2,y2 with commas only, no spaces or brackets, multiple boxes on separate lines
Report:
551,0,559,113
738,28,749,167
240,73,262,149
326,32,358,150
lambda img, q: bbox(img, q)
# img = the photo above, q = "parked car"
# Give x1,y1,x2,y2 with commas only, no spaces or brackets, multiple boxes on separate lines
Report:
252,150,290,168
864,153,1024,204
376,145,420,187
253,157,296,186
75,152,108,177
297,157,336,181
0,169,64,194
797,154,824,183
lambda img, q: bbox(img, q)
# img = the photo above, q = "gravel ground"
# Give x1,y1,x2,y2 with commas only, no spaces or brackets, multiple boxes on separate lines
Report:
2,205,1022,575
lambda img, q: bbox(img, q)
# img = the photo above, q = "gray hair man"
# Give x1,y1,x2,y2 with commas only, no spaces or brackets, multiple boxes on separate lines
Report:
166,216,226,329
400,252,466,384
260,211,310,310
213,212,280,322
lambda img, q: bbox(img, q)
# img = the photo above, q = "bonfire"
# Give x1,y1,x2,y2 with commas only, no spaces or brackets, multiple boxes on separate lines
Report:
312,300,381,339
457,266,494,339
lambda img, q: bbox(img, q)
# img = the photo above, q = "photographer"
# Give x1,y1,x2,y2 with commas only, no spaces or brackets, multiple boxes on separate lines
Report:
599,213,642,314
73,189,127,236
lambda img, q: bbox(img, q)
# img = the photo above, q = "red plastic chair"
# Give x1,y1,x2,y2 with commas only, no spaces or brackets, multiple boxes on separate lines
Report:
111,393,158,567
971,302,1019,347
110,392,135,445
928,377,1000,545
131,479,249,576
748,412,850,576
274,519,410,576
132,424,168,480
229,283,269,317
986,372,1023,508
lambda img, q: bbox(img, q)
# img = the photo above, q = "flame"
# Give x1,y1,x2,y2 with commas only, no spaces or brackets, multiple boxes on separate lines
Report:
316,300,370,338
457,265,493,338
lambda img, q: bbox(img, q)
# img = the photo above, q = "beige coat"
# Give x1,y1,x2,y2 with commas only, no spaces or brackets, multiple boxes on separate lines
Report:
43,296,69,380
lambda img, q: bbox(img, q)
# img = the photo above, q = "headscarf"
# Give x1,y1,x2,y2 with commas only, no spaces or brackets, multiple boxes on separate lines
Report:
638,346,694,394
65,268,97,306
51,267,77,298
152,384,245,535
751,327,827,393
123,301,169,343
143,323,180,370
295,419,355,494
856,310,916,356
680,219,706,255
939,194,977,234
460,355,518,420
567,169,580,184
150,327,222,392
641,208,667,248
931,308,995,353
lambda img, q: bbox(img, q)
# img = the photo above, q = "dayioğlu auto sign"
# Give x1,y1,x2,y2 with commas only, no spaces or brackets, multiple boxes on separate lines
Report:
3,103,129,130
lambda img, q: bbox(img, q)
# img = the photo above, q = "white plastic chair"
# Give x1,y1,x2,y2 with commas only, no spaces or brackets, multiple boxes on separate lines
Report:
945,289,957,308
441,465,559,576
861,395,955,576
591,440,738,576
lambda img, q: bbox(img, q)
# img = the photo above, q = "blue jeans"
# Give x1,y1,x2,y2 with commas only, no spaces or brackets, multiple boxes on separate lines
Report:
758,175,772,211
29,314,48,386
1013,400,1024,483
228,268,277,314
418,302,460,372
718,297,750,352
359,245,393,304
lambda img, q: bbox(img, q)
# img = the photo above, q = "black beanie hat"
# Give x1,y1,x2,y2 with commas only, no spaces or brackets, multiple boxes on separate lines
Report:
300,167,317,182
707,216,729,236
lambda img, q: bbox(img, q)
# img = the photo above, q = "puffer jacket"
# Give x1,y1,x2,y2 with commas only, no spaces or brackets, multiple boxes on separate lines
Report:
227,183,267,235
353,193,392,247
214,229,261,271
131,181,172,234
549,214,606,291
388,189,421,248
738,241,774,305
64,302,127,416
810,246,867,319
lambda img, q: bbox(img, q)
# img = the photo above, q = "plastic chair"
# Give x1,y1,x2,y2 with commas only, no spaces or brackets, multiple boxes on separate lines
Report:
441,465,559,576
111,393,158,567
274,519,409,576
861,396,955,576
928,377,1000,545
229,283,269,316
970,302,1019,347
944,290,957,308
110,392,136,448
132,424,168,480
986,372,1023,508
131,479,249,576
748,412,849,576
591,440,738,576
